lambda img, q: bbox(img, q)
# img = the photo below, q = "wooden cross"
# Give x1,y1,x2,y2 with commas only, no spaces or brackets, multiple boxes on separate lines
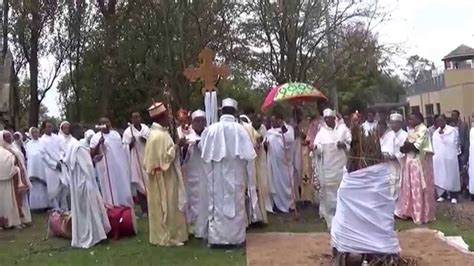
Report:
183,47,231,94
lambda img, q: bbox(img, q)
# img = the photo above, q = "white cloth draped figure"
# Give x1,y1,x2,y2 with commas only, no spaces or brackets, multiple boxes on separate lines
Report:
62,138,111,249
182,128,208,238
122,124,150,196
199,112,257,245
331,163,400,254
265,124,295,213
40,133,69,209
90,131,133,207
433,125,461,194
380,129,408,202
0,146,22,228
25,131,49,210
313,120,351,229
1,131,32,224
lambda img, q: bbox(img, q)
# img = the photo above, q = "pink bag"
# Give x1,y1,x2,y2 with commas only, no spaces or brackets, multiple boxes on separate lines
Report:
48,210,72,239
106,205,135,240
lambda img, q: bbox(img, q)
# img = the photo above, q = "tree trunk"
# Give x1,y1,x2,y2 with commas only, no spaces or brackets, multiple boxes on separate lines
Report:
74,86,81,121
28,15,40,127
2,0,9,59
99,16,115,118
11,64,19,130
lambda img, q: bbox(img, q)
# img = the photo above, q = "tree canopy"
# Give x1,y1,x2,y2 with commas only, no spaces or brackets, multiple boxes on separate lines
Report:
5,0,406,127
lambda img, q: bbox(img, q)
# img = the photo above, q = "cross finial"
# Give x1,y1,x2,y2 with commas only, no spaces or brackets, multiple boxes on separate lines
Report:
184,47,230,94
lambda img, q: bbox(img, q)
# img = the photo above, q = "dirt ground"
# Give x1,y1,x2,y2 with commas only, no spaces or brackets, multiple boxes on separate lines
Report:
246,230,474,266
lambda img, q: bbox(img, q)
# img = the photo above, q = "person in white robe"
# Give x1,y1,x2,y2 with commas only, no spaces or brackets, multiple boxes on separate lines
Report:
181,110,208,237
361,110,378,135
123,112,150,216
199,98,257,246
58,121,76,159
468,124,474,199
433,115,461,204
90,117,134,208
380,113,408,204
0,145,22,229
265,112,296,213
1,130,32,224
62,124,111,248
313,108,351,229
25,127,49,210
40,121,69,210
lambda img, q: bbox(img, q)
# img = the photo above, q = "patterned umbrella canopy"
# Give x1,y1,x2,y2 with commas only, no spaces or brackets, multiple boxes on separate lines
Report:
261,82,327,111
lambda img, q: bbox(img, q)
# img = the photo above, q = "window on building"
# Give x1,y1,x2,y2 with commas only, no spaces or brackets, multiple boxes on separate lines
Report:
411,106,420,114
425,104,434,116
436,103,441,114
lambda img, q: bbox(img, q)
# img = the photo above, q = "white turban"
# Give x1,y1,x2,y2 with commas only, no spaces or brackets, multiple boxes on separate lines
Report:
390,113,403,122
191,110,206,120
323,108,336,118
222,98,238,109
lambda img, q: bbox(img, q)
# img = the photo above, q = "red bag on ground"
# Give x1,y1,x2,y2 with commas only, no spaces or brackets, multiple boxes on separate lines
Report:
106,205,135,240
48,210,72,239
101,143,136,240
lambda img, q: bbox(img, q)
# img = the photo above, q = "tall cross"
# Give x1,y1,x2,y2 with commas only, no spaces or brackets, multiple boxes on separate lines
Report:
183,47,230,94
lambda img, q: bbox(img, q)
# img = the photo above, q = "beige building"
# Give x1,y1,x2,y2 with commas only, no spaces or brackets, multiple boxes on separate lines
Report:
407,44,474,123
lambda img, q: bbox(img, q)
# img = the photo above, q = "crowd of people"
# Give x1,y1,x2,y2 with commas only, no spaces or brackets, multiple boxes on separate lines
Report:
0,97,473,249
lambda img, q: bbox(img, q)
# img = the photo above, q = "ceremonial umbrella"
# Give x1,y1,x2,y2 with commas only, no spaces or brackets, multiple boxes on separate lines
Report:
261,82,328,111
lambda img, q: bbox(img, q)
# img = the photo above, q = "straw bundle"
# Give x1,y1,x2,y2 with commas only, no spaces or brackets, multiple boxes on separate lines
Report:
347,124,384,173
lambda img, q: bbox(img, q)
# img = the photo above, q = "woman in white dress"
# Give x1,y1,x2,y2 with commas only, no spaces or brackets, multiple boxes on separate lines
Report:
25,127,49,210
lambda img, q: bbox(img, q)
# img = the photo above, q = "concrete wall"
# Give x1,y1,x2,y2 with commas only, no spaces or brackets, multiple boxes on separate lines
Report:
408,84,474,121
444,69,474,87
408,68,474,122
407,90,441,115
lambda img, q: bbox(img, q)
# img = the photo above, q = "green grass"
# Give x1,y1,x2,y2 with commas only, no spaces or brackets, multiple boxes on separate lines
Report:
1,205,474,265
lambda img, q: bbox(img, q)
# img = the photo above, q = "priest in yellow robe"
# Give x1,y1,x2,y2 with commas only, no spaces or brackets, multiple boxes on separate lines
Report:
143,102,188,247
240,113,268,224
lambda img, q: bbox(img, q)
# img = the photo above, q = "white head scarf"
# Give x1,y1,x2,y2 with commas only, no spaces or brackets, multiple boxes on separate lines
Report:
0,130,12,148
59,121,71,137
29,127,40,140
13,131,24,150
84,129,95,145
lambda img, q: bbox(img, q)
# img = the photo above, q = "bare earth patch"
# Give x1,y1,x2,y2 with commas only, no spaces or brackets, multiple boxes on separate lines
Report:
246,230,474,266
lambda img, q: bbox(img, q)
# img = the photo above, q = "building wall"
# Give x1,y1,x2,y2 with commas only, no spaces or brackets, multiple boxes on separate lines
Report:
407,91,440,115
444,69,474,87
408,84,474,122
407,67,474,123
